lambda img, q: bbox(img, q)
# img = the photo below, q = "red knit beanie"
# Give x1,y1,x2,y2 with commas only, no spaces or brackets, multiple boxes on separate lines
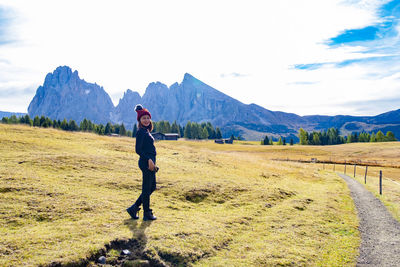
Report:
135,104,151,121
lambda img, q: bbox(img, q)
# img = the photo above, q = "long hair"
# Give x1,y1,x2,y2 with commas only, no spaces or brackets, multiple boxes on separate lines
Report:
138,121,153,132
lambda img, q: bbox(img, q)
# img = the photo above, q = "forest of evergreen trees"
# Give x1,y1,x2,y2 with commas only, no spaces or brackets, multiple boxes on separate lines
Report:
261,135,294,146
1,115,222,140
298,128,397,145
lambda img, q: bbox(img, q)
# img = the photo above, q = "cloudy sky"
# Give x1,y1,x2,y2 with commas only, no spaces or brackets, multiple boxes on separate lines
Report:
0,0,399,116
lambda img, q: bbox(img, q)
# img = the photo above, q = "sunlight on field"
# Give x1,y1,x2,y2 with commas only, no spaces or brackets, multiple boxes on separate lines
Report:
0,124,365,266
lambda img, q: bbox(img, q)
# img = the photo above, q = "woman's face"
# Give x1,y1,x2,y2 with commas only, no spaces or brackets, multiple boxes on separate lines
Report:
140,115,151,127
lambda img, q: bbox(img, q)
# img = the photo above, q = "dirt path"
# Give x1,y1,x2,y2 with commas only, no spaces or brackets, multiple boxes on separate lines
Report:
338,173,400,266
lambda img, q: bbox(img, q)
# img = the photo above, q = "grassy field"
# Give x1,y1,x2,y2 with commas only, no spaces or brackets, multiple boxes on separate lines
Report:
0,124,370,266
234,140,400,224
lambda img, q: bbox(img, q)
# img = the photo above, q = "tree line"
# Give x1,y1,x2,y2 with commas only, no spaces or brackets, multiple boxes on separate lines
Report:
298,128,397,145
261,135,294,146
139,120,222,139
1,115,223,140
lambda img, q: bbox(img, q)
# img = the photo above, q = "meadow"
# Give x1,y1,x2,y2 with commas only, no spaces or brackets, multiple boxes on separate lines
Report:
4,124,398,266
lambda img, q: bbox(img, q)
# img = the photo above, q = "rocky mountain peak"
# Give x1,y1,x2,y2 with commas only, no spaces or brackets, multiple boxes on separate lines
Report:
28,66,114,124
143,82,169,100
181,73,203,88
43,66,79,88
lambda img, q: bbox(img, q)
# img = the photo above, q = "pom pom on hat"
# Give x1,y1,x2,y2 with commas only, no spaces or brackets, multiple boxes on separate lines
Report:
135,104,151,121
134,104,143,111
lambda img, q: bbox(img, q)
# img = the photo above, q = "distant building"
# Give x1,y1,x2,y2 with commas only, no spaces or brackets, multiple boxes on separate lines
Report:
164,133,179,140
110,133,120,137
151,132,179,141
214,139,233,144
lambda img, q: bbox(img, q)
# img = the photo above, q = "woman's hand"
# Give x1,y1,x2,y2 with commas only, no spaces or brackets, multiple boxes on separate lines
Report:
148,159,155,171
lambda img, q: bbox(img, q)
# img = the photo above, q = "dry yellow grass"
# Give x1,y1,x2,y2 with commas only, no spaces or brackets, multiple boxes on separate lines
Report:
0,124,362,266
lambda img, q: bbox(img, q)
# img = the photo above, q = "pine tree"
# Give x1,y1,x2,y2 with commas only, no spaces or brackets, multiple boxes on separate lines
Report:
39,116,46,127
283,137,286,145
165,121,171,133
9,115,18,124
386,131,396,141
60,119,68,130
184,121,192,139
376,130,385,142
205,122,215,139
105,123,112,135
45,117,53,128
1,117,8,124
153,121,159,132
312,132,321,145
120,123,127,136
97,124,105,135
370,132,377,142
171,121,179,135
113,124,120,134
192,123,201,139
277,137,283,145
359,132,370,142
299,128,308,145
353,132,359,142
80,119,89,131
201,127,208,139
24,115,33,126
33,116,40,127
290,138,294,145
262,135,269,145
69,120,79,131
347,134,353,143
179,125,184,137
158,121,164,133
216,128,222,139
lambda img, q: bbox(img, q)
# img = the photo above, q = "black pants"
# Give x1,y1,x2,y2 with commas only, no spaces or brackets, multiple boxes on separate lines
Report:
133,158,156,212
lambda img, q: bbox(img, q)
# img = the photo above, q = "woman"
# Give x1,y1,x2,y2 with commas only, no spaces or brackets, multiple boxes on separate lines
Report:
126,104,157,221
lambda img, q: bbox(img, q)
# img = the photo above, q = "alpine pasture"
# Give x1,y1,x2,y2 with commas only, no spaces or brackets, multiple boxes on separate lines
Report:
6,123,397,266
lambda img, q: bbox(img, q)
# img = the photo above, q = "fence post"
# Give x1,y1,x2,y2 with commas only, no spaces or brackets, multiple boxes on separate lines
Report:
379,170,382,195
344,161,347,174
364,166,368,184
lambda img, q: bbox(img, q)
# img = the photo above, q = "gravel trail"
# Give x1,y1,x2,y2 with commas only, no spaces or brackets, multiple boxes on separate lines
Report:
338,173,400,266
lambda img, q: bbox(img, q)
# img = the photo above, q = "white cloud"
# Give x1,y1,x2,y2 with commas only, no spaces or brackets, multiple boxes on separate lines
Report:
0,0,398,115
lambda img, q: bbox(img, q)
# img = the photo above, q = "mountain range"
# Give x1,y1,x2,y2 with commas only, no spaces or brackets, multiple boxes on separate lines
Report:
26,66,400,140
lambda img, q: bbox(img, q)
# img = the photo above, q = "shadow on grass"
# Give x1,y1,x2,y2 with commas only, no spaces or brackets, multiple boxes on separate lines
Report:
45,218,160,267
123,218,153,254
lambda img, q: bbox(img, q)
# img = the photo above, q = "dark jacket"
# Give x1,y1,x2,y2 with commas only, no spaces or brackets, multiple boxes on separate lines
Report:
135,127,157,164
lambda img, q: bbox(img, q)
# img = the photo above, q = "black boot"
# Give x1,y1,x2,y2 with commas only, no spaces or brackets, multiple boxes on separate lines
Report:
143,210,157,221
126,204,140,220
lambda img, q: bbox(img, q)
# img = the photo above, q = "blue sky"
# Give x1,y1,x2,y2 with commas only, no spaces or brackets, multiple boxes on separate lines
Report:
0,0,399,116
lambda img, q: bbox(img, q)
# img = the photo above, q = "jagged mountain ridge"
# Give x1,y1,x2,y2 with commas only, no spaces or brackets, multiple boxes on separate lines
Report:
28,66,115,124
27,66,400,140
